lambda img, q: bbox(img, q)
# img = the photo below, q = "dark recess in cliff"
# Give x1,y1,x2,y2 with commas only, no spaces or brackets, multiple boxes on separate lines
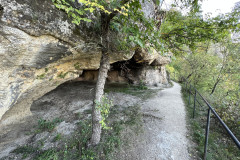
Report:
0,5,3,18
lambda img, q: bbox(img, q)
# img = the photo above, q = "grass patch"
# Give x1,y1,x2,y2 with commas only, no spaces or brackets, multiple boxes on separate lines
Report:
12,146,39,159
53,133,62,142
181,85,240,160
36,149,58,160
12,146,58,160
36,118,63,133
105,83,158,100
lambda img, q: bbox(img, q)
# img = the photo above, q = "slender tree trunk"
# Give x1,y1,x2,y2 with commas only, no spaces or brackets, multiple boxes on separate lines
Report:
90,13,110,146
89,0,129,145
90,52,110,146
210,78,220,95
210,62,225,95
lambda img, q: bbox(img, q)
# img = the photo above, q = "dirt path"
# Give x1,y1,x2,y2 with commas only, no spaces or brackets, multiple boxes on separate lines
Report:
116,81,191,160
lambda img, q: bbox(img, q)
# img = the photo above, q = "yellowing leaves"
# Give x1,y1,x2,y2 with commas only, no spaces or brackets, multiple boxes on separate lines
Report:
78,0,87,4
53,0,129,25
121,6,128,12
84,7,95,13
114,8,128,16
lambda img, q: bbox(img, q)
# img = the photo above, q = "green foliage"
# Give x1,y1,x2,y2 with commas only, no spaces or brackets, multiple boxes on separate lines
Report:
37,118,63,132
118,2,165,52
182,88,240,159
137,81,148,90
172,8,240,154
171,39,240,138
53,133,62,142
12,146,58,160
95,94,113,130
52,0,129,25
12,145,38,159
76,120,95,160
36,149,58,160
159,3,240,55
58,72,68,79
37,73,45,80
74,62,80,70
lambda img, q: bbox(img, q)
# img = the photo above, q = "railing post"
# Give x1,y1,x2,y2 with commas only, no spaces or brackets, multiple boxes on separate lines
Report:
204,108,211,160
193,89,197,118
188,85,191,106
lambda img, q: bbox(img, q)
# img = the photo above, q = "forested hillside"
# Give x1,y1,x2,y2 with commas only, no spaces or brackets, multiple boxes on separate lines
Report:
167,2,240,158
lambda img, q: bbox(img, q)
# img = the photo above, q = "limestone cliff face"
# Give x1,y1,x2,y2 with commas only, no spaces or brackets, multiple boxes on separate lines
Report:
0,0,170,125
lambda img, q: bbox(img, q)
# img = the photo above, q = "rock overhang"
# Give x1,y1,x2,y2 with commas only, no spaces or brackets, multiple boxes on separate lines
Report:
0,0,171,125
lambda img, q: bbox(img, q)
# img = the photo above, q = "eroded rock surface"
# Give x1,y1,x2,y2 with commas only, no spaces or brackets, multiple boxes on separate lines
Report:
0,0,133,124
0,0,171,126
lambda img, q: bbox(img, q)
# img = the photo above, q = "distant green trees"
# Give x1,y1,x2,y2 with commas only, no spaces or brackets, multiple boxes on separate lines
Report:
169,40,239,138
167,3,240,135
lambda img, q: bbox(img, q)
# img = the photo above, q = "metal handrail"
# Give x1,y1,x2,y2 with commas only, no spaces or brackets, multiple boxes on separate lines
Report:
183,78,240,160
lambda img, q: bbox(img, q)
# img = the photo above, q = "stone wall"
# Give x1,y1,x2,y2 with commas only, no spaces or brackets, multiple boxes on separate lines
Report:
134,66,168,85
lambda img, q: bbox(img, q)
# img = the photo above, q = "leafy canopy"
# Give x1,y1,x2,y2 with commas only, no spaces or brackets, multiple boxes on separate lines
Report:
52,0,130,24
52,0,240,57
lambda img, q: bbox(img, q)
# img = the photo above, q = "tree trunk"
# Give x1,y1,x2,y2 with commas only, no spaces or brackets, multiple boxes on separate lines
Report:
90,12,111,146
90,52,110,146
210,78,220,95
210,63,224,95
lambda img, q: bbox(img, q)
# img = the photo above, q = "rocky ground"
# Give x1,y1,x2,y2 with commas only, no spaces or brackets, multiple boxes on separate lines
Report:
0,81,192,160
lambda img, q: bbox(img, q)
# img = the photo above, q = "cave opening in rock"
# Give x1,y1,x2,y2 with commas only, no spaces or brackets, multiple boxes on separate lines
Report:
77,57,153,84
1,55,168,127
29,57,146,121
27,52,170,125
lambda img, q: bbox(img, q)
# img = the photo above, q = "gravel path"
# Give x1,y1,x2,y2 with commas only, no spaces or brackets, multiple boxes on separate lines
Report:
117,81,191,160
